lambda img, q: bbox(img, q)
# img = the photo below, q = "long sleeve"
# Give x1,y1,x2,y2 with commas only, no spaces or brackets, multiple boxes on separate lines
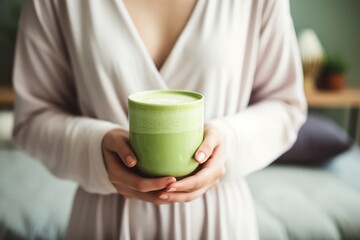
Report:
209,0,307,178
13,1,119,194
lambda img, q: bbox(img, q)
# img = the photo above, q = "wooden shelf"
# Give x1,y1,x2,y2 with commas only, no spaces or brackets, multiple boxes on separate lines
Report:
0,87,15,107
305,86,360,140
305,87,360,108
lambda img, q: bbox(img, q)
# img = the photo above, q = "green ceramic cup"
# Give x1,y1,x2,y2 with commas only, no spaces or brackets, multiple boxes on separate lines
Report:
128,90,204,177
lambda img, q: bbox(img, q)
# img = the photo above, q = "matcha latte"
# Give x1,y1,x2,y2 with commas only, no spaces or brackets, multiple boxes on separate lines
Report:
128,90,204,177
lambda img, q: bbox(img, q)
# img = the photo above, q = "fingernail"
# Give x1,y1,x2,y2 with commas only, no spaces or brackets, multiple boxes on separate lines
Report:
159,194,168,200
166,188,176,192
125,156,135,167
196,151,206,163
166,177,176,185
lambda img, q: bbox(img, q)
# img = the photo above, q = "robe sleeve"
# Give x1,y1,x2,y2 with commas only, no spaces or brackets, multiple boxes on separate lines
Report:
208,0,307,178
12,0,119,194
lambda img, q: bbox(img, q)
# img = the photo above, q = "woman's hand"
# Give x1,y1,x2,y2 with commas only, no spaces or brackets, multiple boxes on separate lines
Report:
158,124,226,202
102,128,177,204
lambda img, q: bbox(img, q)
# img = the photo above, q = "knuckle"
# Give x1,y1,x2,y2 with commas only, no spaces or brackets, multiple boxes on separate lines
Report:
193,181,201,191
206,126,222,142
122,194,131,199
116,186,125,195
103,132,113,145
108,173,117,183
165,195,173,202
201,144,213,154
109,131,122,145
185,195,194,202
119,191,129,198
135,180,149,193
109,131,117,142
121,143,132,153
186,182,197,192
118,147,130,158
153,199,163,205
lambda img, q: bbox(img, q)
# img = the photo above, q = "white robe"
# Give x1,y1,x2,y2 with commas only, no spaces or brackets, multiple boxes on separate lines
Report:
13,0,307,239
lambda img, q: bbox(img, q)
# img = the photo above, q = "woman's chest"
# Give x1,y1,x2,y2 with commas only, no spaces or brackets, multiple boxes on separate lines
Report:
122,0,198,70
62,1,260,87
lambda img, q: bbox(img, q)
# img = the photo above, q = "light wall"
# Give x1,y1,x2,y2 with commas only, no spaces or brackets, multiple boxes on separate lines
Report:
290,0,360,87
290,0,360,143
0,0,21,87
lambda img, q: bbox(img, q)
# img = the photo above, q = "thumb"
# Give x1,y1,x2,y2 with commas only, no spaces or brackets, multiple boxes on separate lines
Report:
194,132,218,164
103,130,138,168
114,139,138,167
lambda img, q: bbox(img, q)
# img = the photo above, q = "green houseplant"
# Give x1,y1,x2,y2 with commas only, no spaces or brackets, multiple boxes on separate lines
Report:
315,55,348,91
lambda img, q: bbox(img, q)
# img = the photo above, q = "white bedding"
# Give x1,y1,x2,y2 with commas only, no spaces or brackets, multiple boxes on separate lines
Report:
0,144,77,239
247,147,360,240
1,143,360,240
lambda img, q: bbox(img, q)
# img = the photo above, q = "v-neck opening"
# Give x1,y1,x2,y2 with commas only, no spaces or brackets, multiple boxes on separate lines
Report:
118,0,202,78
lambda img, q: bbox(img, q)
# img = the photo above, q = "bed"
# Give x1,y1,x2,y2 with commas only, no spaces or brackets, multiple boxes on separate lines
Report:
1,111,360,240
248,147,360,240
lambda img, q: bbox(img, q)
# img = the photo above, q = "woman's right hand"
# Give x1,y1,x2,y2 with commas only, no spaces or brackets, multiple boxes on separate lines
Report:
101,128,177,204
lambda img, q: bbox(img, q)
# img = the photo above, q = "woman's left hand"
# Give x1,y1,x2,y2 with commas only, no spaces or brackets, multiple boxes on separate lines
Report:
158,123,226,202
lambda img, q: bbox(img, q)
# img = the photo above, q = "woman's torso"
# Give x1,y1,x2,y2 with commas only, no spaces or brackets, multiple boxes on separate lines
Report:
57,0,265,239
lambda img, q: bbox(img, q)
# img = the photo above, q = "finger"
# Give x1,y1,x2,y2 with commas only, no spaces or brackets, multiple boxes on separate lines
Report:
166,148,225,193
159,179,220,203
115,140,138,167
105,151,177,192
194,131,218,164
116,174,177,193
116,186,169,205
108,134,137,167
103,130,137,167
165,166,214,193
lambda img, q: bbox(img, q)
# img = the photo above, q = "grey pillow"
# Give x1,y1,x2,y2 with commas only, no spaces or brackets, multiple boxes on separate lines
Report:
275,113,353,165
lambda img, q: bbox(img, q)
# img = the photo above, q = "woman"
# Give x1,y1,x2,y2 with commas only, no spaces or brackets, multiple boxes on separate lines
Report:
13,0,306,239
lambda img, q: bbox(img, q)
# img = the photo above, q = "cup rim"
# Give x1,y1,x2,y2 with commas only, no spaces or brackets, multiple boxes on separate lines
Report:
128,90,204,110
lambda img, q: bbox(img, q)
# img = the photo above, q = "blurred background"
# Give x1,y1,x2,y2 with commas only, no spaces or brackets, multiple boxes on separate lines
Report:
1,0,360,240
291,0,360,144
